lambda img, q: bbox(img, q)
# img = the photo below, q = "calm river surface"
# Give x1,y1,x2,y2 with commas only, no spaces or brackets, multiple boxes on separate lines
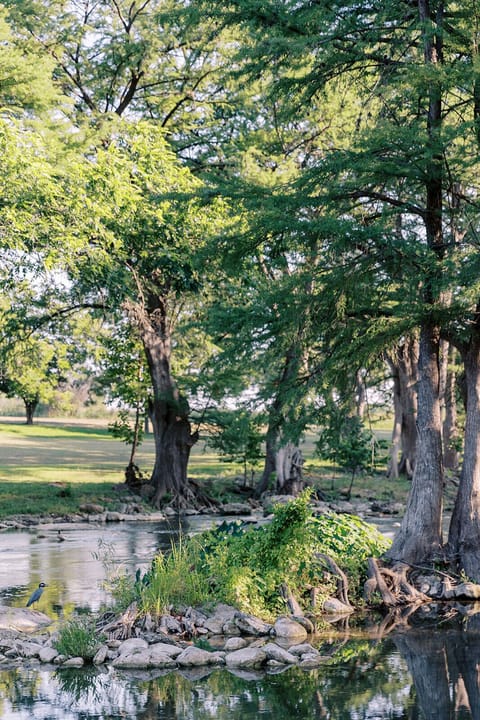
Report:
0,517,478,719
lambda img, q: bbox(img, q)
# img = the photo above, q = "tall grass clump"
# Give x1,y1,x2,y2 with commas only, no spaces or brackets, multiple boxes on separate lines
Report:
53,616,105,661
137,538,211,616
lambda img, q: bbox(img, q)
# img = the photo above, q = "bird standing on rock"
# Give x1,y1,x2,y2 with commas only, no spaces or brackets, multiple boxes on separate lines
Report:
26,582,47,608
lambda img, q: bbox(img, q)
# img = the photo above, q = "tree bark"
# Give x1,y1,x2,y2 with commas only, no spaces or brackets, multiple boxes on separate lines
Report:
447,335,480,580
387,324,444,563
128,294,198,507
255,344,302,497
440,340,459,471
386,337,419,479
24,397,38,425
256,420,279,497
275,442,304,494
355,369,367,419
397,337,419,476
386,357,402,479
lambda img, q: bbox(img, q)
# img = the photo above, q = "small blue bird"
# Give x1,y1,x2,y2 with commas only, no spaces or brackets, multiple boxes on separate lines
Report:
26,582,47,608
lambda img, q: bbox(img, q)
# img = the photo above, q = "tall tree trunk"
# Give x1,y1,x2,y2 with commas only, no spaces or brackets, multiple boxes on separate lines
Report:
255,344,302,497
387,357,402,480
255,422,278,497
355,369,367,419
397,337,419,477
447,333,480,580
129,296,198,508
387,324,444,563
125,400,142,489
386,337,418,479
275,442,304,494
24,397,38,425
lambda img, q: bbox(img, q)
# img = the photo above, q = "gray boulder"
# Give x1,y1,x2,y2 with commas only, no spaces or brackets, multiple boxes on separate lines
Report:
62,657,85,667
39,646,58,663
202,604,238,635
223,637,248,651
176,647,225,667
117,638,148,655
225,647,267,668
287,643,319,657
146,648,179,668
298,653,329,668
272,616,308,640
234,612,272,637
262,643,297,664
113,648,177,669
322,597,354,614
14,641,43,658
0,606,52,633
291,615,315,634
149,642,183,658
92,645,109,665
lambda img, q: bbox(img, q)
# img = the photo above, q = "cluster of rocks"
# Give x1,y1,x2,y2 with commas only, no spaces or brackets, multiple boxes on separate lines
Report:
264,495,404,518
0,604,332,674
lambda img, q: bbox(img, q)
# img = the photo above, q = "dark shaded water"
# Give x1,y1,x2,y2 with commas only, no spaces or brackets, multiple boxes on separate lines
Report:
0,519,479,719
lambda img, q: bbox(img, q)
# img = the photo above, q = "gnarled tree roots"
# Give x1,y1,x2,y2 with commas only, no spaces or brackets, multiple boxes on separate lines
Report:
365,557,480,608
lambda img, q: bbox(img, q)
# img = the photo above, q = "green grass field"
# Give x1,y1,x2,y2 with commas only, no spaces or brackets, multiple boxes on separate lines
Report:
0,417,411,519
0,418,259,517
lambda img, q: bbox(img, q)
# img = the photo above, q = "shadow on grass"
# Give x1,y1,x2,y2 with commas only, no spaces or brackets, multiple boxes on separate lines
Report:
0,422,111,440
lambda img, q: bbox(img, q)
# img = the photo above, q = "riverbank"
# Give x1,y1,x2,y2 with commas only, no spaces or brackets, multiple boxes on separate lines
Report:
0,491,405,532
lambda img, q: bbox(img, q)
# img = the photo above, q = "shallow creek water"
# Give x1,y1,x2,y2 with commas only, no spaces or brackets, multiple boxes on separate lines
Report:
0,517,477,719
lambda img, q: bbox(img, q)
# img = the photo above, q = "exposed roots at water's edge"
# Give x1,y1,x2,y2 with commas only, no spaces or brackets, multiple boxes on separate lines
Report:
365,557,480,610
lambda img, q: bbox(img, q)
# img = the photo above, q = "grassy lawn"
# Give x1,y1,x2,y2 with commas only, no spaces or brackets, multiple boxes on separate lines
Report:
0,420,139,518
0,417,415,518
0,419,255,517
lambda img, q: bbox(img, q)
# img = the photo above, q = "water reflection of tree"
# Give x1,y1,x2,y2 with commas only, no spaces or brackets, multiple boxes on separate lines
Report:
54,666,148,717
10,631,480,719
393,613,480,720
132,642,413,720
137,669,331,720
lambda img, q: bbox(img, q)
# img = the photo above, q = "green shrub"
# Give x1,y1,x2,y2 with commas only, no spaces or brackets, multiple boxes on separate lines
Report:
200,491,390,616
312,512,391,597
53,616,105,660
